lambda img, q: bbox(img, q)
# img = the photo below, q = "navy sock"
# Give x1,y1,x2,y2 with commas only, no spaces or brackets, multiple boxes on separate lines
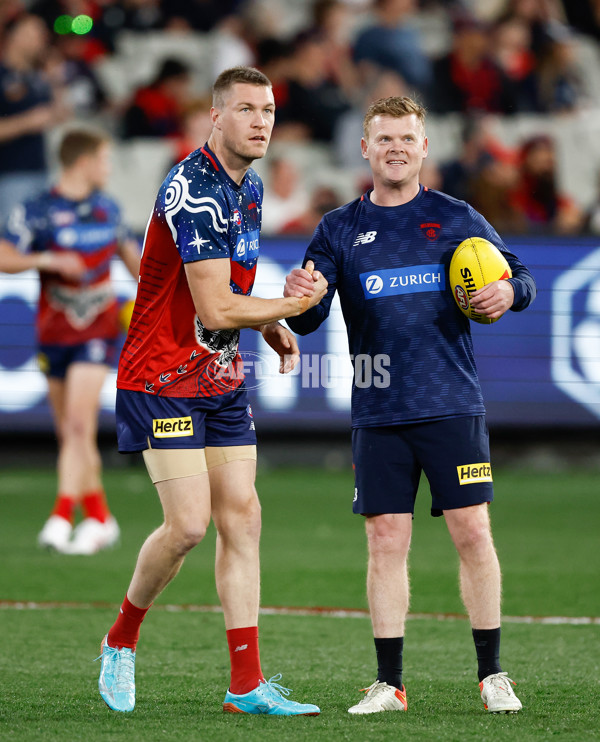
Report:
374,637,404,689
472,627,502,682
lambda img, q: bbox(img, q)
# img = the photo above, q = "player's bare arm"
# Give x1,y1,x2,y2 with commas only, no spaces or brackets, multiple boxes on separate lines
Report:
470,280,515,320
283,260,322,298
185,256,327,331
118,238,142,279
0,238,85,279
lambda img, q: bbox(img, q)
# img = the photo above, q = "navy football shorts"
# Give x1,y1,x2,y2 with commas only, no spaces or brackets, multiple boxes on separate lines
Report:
38,339,118,379
352,415,493,517
116,386,257,453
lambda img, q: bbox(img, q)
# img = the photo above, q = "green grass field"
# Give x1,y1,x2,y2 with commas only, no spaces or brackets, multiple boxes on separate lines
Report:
0,465,598,741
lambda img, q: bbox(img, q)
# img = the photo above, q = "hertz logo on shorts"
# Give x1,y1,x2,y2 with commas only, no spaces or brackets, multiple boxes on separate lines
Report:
457,463,493,485
152,416,193,438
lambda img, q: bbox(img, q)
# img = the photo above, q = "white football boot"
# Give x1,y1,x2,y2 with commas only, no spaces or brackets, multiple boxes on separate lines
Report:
66,516,120,555
480,672,522,713
37,515,73,552
348,680,408,714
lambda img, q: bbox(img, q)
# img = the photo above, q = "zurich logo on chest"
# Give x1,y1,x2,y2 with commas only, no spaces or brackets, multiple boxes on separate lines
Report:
360,264,446,298
233,229,260,263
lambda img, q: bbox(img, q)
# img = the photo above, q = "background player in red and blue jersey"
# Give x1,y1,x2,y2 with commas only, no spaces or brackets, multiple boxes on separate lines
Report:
285,97,536,716
98,66,327,715
0,128,141,555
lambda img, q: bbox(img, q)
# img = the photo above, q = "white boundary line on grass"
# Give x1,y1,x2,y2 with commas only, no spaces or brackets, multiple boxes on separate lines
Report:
0,600,598,625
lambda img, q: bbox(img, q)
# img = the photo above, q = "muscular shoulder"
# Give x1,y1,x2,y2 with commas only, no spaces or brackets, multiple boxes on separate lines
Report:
157,152,227,228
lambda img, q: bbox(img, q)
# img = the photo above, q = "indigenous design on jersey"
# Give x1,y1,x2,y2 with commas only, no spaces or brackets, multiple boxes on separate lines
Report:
287,186,536,428
2,190,127,344
117,145,263,398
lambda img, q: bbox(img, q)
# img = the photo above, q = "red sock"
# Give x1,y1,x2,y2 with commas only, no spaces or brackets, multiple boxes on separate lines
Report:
51,494,76,524
227,626,263,695
107,595,150,650
82,490,110,523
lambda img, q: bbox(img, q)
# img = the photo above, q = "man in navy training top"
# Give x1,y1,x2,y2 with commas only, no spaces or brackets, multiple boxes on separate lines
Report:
285,96,536,716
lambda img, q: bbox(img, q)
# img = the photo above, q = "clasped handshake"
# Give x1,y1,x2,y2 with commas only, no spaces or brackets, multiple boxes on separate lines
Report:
284,260,328,313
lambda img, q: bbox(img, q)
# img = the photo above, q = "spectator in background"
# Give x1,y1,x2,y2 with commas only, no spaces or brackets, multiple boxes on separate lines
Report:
510,134,583,234
274,30,351,143
310,0,359,95
255,37,293,111
162,0,245,33
469,156,524,234
44,33,108,117
122,57,191,139
494,0,567,61
492,16,540,112
439,115,525,233
535,22,584,112
430,16,516,114
334,69,408,173
352,0,432,96
171,95,213,164
210,13,256,77
0,13,70,227
280,184,342,235
440,114,514,201
261,157,310,234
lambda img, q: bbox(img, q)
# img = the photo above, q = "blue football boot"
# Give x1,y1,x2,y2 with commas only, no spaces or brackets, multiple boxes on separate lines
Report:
97,635,136,712
223,674,320,715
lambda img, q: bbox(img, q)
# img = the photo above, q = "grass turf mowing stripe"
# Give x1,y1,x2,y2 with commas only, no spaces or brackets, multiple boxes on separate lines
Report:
1,600,598,625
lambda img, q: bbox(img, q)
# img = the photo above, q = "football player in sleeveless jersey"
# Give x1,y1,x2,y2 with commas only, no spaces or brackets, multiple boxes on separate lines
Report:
0,128,141,554
97,67,327,715
285,96,536,715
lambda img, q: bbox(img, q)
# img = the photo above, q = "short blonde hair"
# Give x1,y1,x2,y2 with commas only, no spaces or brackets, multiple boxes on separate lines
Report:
212,66,272,109
363,96,427,140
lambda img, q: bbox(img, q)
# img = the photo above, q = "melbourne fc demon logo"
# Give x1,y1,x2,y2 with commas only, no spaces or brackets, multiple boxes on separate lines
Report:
420,222,441,241
194,315,239,367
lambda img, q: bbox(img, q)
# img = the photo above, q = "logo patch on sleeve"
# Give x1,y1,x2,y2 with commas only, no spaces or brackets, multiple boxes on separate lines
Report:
152,416,194,438
457,463,492,485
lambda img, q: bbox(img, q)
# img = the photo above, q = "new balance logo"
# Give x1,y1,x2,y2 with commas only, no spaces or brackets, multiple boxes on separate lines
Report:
234,644,248,652
353,231,377,246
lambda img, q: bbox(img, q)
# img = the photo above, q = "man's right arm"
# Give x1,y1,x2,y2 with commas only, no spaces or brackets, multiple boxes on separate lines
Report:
185,257,328,331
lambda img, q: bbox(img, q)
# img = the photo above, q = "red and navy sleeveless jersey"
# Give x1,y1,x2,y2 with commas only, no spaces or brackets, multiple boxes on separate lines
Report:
117,145,262,398
2,189,127,345
287,186,536,428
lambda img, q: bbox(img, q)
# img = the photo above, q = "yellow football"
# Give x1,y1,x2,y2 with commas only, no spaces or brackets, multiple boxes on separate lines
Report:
118,298,136,332
449,237,512,324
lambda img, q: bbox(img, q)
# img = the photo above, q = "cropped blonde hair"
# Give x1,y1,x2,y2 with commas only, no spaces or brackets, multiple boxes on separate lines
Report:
363,96,427,140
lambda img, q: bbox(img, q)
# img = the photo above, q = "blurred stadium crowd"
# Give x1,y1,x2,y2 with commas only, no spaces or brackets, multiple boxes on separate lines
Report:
2,0,600,236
